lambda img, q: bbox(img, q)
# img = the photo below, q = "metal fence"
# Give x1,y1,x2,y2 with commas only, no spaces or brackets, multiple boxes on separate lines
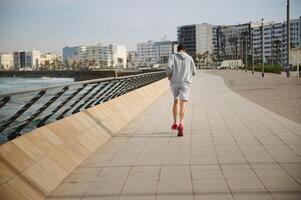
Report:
0,71,166,144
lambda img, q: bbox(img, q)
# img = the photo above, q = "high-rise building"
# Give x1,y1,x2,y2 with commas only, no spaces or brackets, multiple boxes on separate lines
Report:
215,17,301,64
136,40,177,65
177,24,217,60
13,51,26,69
63,46,78,64
216,23,251,61
86,45,100,66
63,45,86,66
25,50,41,69
177,25,196,58
196,23,214,55
281,17,301,64
136,41,158,65
13,52,20,69
154,41,178,63
251,21,283,64
87,44,127,68
212,26,219,59
20,51,26,68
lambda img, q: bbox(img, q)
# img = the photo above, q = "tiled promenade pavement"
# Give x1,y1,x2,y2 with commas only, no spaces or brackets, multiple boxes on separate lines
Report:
47,71,301,200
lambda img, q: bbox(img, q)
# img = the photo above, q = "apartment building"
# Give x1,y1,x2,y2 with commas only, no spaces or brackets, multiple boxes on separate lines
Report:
216,17,301,64
217,23,250,61
40,52,60,68
25,50,41,69
64,44,127,68
177,24,217,60
63,45,86,66
136,40,177,65
136,41,158,65
177,25,196,58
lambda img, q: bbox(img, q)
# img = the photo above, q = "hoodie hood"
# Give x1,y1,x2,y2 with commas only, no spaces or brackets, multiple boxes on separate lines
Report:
175,52,189,60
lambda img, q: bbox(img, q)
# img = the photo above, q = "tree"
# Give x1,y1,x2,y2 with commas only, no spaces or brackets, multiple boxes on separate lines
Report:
117,58,123,68
196,54,202,68
71,61,76,70
201,51,209,67
272,40,282,65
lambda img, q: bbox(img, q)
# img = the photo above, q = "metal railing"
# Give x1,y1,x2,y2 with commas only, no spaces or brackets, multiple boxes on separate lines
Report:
0,71,166,144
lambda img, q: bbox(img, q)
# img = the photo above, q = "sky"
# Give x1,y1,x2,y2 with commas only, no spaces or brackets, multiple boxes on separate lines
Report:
0,0,300,53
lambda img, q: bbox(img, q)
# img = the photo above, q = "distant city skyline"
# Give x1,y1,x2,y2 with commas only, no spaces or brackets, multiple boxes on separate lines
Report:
0,0,300,53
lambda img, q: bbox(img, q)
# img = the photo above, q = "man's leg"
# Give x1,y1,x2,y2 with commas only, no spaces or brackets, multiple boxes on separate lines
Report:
179,100,186,125
173,99,179,124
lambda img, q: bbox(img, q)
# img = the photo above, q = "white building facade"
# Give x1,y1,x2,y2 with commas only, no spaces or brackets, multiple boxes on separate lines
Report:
40,52,60,69
64,44,127,68
215,17,301,64
63,45,86,67
136,41,158,65
154,41,177,63
136,40,177,65
196,23,214,55
0,53,13,70
97,44,127,68
25,50,41,69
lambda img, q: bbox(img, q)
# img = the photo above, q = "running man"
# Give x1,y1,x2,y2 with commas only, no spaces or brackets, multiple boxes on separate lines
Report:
166,44,196,136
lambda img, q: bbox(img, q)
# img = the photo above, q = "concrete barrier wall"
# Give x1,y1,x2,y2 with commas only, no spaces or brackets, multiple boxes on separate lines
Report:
0,78,169,200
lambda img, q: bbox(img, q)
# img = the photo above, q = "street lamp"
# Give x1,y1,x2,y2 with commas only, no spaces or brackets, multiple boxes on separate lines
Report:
245,33,248,72
252,30,254,74
286,0,290,77
261,18,265,77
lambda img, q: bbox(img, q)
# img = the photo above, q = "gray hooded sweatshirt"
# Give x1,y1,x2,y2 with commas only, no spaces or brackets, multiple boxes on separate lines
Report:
166,52,196,85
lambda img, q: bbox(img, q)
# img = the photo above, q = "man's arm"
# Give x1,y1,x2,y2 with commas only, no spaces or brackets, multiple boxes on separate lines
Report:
190,58,197,76
166,54,173,80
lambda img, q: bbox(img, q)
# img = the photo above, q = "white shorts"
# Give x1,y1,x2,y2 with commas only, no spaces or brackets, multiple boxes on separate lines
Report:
170,84,190,101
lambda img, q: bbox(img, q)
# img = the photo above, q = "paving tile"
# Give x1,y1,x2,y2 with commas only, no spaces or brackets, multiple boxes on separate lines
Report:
223,168,258,180
259,177,301,192
193,179,230,193
127,166,160,181
85,181,124,196
157,180,193,200
195,194,234,200
120,180,157,199
191,166,224,180
281,164,301,178
271,193,301,200
94,167,130,182
233,193,273,200
63,173,98,183
50,182,91,196
159,166,191,181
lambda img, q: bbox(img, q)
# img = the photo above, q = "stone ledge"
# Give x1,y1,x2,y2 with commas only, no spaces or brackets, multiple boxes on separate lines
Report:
0,78,169,200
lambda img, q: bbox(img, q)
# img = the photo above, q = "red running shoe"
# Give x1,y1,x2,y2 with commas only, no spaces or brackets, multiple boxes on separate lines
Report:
171,123,178,130
178,124,183,137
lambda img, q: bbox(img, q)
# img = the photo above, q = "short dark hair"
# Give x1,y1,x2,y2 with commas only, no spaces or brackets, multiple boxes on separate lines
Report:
177,44,185,51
